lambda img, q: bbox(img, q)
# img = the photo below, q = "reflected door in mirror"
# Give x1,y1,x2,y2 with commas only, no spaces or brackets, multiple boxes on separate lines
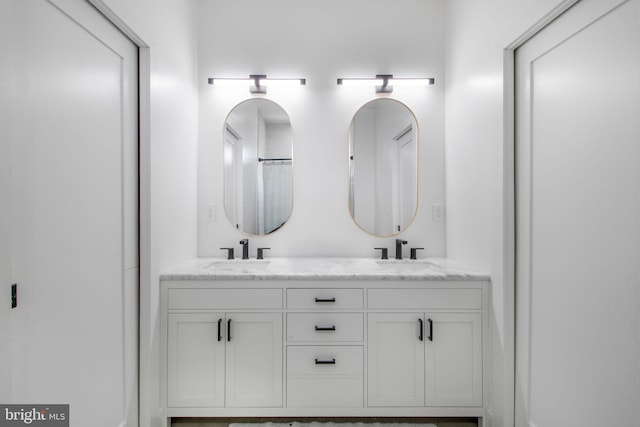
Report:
349,99,418,236
223,99,293,235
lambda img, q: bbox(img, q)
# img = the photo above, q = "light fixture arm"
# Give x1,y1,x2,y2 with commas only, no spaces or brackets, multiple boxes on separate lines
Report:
376,74,394,93
249,74,267,94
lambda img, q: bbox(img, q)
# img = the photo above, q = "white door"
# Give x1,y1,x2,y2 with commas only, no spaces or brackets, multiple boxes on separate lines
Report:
1,0,139,425
424,313,482,407
367,313,425,407
225,313,283,407
515,0,640,426
224,128,240,229
168,313,226,408
397,128,417,230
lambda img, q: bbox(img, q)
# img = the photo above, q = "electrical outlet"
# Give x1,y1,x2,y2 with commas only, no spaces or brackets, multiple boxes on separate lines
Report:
205,204,216,223
432,204,445,222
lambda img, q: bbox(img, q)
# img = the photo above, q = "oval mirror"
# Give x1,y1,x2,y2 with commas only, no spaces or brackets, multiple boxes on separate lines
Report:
349,98,418,236
224,99,293,235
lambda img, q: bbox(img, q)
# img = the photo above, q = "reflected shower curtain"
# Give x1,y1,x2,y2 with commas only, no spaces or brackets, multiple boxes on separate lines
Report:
262,161,292,234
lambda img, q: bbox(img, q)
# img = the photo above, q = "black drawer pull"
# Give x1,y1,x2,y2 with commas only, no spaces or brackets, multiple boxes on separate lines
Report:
427,318,433,342
315,325,336,331
418,318,424,341
314,297,336,303
227,318,232,342
217,318,223,342
315,358,336,365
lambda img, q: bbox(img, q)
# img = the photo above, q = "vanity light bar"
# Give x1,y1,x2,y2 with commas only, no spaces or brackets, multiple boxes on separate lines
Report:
337,74,435,93
337,78,385,86
208,75,306,93
259,78,307,87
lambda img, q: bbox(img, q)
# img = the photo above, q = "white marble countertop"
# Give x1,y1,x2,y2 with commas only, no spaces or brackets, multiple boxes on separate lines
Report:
160,257,490,281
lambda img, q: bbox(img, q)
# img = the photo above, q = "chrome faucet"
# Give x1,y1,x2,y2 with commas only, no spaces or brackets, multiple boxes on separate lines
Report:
395,239,408,260
239,239,249,260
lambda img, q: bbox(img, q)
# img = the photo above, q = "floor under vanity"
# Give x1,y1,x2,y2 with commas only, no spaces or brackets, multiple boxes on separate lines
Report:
170,418,479,427
160,258,489,427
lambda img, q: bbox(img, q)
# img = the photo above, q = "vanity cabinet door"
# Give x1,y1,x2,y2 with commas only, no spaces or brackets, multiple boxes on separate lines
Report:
367,313,425,407
167,313,225,407
424,313,482,407
225,312,283,407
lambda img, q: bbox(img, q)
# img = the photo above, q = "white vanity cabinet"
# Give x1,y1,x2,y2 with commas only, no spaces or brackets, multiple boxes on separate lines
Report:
368,312,482,408
367,288,483,408
160,273,489,421
164,287,283,409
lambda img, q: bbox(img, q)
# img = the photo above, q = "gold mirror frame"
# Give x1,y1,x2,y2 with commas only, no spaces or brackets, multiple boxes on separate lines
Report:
223,98,293,235
348,98,419,236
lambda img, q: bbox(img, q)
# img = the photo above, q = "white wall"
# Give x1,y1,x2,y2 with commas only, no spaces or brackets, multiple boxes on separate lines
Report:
197,0,446,258
92,1,199,426
444,1,575,426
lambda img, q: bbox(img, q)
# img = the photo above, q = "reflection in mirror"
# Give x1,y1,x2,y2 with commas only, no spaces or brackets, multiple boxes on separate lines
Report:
224,99,293,235
349,98,418,236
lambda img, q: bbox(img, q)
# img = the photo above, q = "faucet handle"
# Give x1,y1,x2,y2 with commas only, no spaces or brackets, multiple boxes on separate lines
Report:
374,247,388,260
220,247,234,260
410,247,425,260
257,247,271,260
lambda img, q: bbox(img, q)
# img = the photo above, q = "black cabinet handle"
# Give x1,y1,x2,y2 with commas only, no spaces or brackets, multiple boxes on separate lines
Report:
427,318,433,342
314,297,336,303
314,325,336,331
217,318,223,342
227,318,232,342
315,358,336,365
418,318,424,341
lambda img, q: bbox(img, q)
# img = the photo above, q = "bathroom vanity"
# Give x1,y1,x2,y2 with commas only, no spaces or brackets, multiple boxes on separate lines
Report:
159,258,490,422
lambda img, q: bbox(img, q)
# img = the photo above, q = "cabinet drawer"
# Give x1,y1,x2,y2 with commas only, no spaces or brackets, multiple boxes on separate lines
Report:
287,288,363,310
368,288,481,310
168,288,283,310
287,346,363,376
287,377,363,408
287,346,363,407
286,313,363,342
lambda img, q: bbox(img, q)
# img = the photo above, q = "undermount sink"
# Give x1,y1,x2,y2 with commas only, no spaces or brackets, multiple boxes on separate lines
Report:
375,260,437,270
205,259,270,271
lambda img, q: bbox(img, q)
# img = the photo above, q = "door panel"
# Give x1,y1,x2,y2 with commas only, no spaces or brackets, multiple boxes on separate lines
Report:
168,313,225,407
225,313,283,407
515,0,640,426
425,313,482,407
367,313,425,407
4,1,139,425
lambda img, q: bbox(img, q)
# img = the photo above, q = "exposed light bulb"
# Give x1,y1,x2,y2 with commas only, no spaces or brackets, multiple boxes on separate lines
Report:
338,78,385,86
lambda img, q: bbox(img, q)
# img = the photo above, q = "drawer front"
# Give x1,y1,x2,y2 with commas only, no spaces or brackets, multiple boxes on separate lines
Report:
287,377,363,408
287,288,363,310
286,313,363,342
287,346,363,376
168,288,283,310
367,288,482,310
